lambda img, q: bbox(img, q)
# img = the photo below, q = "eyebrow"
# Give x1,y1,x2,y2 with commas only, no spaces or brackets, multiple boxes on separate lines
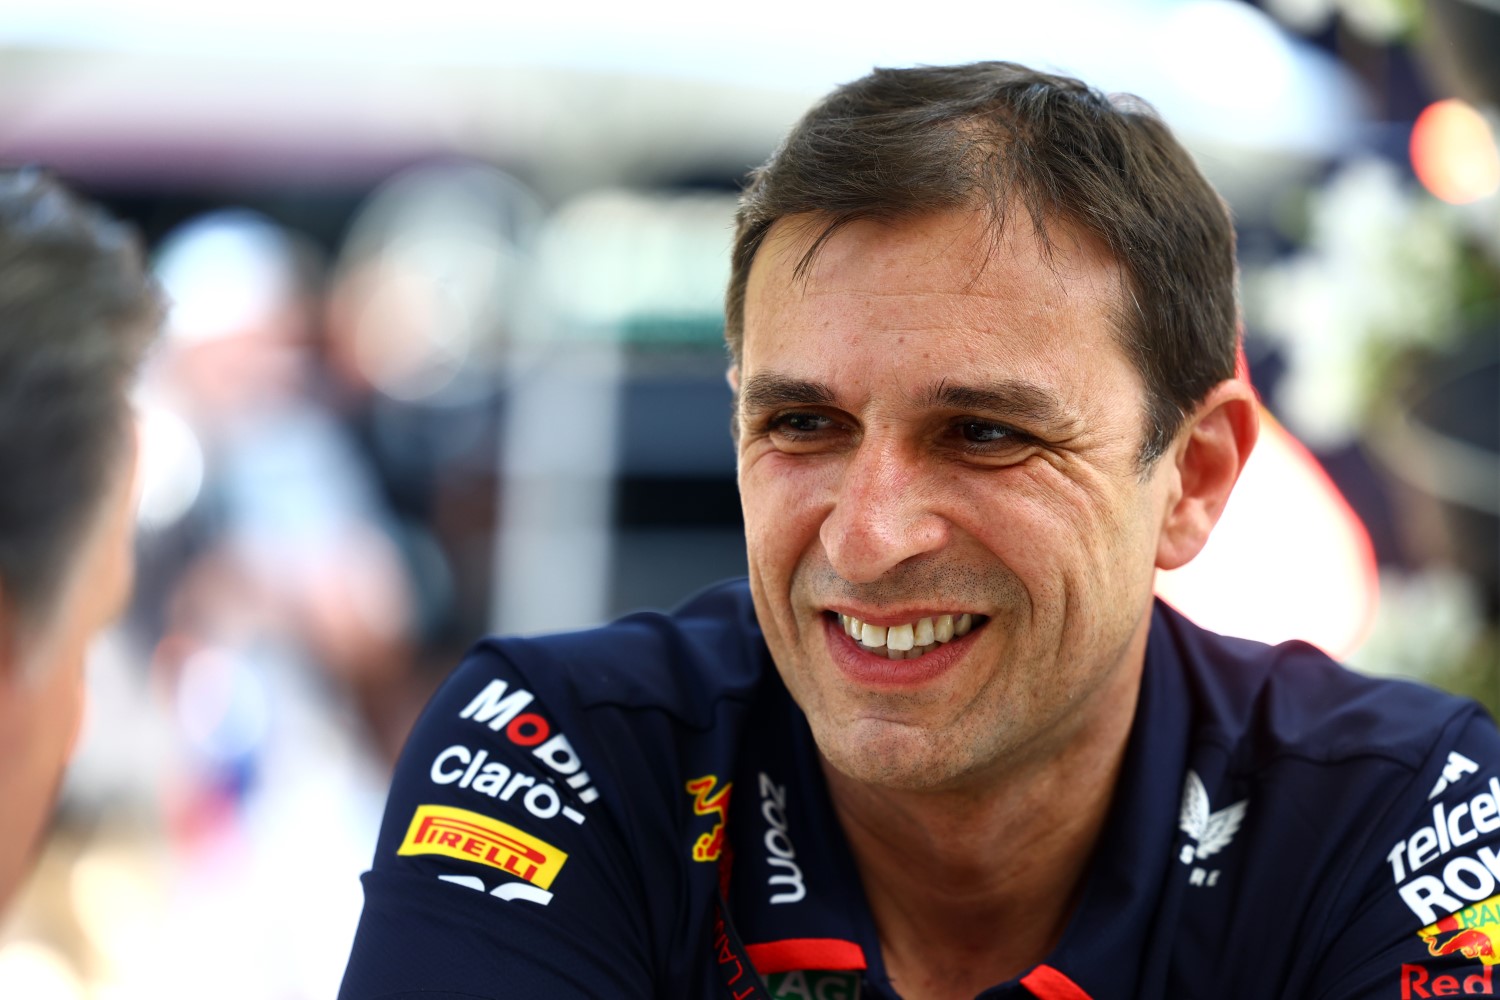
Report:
737,371,1077,430
738,373,836,413
927,379,1074,428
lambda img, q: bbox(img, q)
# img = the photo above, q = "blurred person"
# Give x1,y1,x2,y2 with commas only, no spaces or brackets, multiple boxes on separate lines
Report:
0,168,159,910
340,63,1500,999
147,209,420,765
130,210,420,999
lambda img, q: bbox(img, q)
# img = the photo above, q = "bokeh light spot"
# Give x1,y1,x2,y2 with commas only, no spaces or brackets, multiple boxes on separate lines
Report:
1411,99,1500,205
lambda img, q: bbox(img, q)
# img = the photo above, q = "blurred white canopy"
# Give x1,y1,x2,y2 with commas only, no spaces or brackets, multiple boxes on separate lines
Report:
0,0,1362,208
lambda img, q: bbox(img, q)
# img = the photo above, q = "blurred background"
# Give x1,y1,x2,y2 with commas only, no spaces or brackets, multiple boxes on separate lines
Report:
0,0,1495,995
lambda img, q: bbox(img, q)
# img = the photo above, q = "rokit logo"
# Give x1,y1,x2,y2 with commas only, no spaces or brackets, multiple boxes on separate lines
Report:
1387,775,1500,924
759,773,806,905
430,744,587,825
458,679,599,807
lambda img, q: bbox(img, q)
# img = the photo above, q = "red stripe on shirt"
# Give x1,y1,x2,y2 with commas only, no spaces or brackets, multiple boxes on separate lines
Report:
1020,964,1095,1000
744,939,866,974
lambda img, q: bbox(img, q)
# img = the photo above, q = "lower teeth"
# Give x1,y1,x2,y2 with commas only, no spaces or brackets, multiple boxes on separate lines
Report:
861,642,937,660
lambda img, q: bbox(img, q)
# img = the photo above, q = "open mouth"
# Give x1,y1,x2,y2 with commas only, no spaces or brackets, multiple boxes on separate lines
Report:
833,612,988,660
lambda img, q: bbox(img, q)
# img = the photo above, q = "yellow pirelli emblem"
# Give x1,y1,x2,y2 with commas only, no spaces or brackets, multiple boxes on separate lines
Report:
398,804,568,890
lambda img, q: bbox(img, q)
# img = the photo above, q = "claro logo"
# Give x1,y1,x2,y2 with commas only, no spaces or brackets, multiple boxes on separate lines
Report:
430,744,587,825
458,679,599,806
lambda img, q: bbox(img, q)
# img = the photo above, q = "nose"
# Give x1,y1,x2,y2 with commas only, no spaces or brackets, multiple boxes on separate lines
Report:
819,439,950,584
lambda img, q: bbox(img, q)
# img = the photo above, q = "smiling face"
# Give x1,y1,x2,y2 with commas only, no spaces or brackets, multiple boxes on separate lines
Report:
735,208,1182,793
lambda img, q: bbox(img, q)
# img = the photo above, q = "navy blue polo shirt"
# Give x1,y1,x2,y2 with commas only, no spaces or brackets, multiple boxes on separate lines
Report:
340,580,1500,999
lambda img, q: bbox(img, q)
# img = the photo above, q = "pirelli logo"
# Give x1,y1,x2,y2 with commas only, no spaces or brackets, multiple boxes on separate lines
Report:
398,804,568,890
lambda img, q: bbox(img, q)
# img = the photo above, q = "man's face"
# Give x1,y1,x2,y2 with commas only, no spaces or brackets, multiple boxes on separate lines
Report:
0,434,138,908
735,208,1180,792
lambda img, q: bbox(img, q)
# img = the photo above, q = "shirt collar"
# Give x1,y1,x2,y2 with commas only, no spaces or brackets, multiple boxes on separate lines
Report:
727,604,1192,998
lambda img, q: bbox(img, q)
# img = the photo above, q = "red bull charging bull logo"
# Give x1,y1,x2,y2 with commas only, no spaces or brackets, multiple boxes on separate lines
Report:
1400,894,1500,998
1420,893,1500,965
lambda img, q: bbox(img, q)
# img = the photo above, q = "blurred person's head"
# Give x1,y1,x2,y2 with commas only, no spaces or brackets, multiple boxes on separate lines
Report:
725,60,1238,466
0,168,160,908
153,210,317,425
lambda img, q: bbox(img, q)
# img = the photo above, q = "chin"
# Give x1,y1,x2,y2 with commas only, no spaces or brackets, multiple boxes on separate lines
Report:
813,716,977,792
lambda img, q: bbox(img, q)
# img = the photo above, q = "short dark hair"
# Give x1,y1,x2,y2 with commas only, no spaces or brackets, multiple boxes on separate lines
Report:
725,61,1238,464
0,168,161,622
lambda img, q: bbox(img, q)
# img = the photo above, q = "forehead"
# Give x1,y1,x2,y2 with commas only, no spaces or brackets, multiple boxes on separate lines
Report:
742,208,1131,375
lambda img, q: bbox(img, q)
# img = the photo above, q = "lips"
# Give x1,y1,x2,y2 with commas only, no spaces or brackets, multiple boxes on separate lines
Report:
820,609,984,689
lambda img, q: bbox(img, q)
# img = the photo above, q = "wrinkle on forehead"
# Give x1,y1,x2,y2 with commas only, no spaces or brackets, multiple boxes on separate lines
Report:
757,208,1122,305
744,209,1139,406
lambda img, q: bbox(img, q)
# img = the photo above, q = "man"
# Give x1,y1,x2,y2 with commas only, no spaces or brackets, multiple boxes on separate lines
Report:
340,63,1500,999
0,168,159,910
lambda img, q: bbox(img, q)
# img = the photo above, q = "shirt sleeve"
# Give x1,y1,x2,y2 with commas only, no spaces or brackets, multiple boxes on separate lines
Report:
1306,708,1500,1000
338,646,658,1000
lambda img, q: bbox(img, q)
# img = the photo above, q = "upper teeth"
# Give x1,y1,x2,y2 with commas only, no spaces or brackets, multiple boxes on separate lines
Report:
838,613,976,660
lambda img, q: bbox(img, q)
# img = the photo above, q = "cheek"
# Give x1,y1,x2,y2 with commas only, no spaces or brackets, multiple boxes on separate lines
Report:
953,467,1152,600
31,643,89,764
740,457,835,558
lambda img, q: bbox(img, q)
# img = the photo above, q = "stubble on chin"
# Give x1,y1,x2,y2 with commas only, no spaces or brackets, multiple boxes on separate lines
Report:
805,697,998,793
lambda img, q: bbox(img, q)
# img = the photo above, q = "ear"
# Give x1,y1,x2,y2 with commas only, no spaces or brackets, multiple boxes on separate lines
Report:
1155,379,1260,571
726,366,742,442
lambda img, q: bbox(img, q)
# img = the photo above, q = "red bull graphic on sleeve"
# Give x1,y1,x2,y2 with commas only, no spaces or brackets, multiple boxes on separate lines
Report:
686,774,732,862
1398,893,1500,996
1419,894,1500,965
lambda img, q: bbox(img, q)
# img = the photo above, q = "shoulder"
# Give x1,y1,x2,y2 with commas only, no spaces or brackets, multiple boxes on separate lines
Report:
405,577,767,834
471,577,767,729
1156,599,1487,775
1150,603,1500,997
342,580,768,997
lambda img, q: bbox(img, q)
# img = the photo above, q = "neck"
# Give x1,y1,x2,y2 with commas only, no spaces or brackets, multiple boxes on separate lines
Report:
823,645,1145,1000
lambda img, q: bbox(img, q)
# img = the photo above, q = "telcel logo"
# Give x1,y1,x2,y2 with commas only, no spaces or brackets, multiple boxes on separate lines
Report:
1388,776,1500,924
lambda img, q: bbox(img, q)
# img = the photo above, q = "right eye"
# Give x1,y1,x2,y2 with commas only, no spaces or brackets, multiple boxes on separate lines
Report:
764,411,846,453
770,412,831,435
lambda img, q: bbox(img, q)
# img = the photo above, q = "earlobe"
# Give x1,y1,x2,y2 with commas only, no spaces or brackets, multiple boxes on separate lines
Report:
1155,381,1260,571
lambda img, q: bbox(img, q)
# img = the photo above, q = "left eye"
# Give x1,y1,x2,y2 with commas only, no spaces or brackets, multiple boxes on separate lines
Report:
960,421,1015,443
